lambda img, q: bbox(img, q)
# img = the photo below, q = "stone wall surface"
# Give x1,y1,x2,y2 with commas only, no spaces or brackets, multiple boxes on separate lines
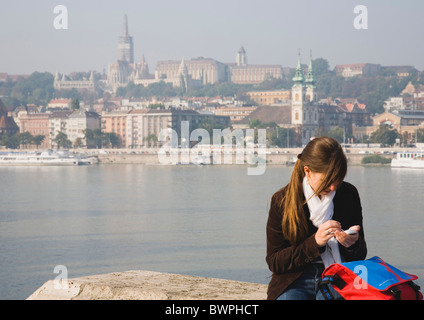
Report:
27,270,268,300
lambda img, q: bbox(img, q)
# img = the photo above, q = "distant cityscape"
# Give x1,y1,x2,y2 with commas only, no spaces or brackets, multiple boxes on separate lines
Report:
1,15,424,150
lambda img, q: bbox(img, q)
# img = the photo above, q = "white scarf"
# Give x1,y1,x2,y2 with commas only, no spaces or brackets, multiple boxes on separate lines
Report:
303,177,341,268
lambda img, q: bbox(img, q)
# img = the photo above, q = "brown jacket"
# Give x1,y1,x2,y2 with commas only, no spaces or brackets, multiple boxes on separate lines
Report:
266,181,367,300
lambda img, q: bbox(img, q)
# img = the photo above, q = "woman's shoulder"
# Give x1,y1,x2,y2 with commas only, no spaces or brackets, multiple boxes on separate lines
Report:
339,181,359,193
268,186,288,213
337,181,360,199
268,187,287,219
271,186,287,203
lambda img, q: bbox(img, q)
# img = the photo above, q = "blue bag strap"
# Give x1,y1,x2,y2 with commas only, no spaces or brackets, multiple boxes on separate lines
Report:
319,276,335,300
319,275,347,300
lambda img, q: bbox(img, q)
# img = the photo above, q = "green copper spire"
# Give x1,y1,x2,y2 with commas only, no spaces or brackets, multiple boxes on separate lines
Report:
305,50,316,88
292,51,305,86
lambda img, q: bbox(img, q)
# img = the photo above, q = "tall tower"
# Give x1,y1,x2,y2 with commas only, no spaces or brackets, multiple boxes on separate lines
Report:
291,52,305,125
118,14,134,64
236,46,247,66
305,51,316,102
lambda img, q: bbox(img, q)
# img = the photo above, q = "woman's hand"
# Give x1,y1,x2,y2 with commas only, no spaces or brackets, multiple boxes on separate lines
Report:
315,220,341,247
334,225,360,248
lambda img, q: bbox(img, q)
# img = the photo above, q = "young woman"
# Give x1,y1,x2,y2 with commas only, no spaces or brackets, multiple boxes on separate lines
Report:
266,137,367,300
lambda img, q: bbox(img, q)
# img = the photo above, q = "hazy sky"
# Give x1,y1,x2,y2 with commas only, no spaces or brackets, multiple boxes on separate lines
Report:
1,0,423,75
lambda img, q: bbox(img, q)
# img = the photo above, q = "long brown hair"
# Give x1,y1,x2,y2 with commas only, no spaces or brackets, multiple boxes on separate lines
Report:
281,137,347,245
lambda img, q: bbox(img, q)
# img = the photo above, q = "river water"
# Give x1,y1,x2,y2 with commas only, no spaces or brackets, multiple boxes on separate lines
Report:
0,164,423,299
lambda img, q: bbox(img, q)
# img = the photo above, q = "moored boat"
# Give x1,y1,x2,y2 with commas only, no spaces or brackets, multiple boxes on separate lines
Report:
0,150,91,166
391,151,424,169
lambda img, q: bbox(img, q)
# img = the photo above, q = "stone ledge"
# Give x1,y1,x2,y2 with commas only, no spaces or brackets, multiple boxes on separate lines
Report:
27,270,268,300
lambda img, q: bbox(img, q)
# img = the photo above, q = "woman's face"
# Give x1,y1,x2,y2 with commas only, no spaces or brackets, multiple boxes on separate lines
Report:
304,167,339,196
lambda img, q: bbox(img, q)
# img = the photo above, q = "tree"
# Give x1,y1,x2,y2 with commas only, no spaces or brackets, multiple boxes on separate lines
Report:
0,132,19,149
115,86,127,98
312,58,331,77
417,129,424,143
71,98,80,110
84,129,103,148
54,132,72,149
102,132,121,148
32,135,45,148
18,132,33,148
269,127,295,147
145,134,158,147
84,129,121,148
74,137,84,148
248,119,262,129
108,132,120,148
314,127,328,138
327,127,345,143
370,125,400,146
9,72,54,107
148,103,165,110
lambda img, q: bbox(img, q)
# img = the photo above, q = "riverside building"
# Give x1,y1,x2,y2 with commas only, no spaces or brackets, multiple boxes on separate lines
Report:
101,109,230,148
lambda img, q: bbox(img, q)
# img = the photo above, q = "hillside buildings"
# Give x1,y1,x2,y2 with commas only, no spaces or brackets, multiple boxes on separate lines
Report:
47,99,72,110
334,64,417,79
354,81,424,143
214,106,258,123
156,58,227,86
384,81,424,112
104,16,285,91
247,89,290,105
334,63,381,78
54,72,97,92
227,46,284,84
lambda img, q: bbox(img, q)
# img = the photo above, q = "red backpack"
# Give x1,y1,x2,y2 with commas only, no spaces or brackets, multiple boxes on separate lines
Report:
319,256,423,300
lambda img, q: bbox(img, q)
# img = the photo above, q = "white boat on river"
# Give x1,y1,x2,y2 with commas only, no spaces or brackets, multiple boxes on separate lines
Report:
391,151,424,169
0,150,93,166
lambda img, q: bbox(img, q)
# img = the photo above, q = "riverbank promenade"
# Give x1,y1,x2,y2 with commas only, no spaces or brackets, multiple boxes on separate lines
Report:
90,146,402,166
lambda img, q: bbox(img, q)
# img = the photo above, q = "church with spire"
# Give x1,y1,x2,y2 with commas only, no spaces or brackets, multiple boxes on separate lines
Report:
290,51,320,144
237,51,364,145
118,14,134,64
288,51,370,145
107,15,152,91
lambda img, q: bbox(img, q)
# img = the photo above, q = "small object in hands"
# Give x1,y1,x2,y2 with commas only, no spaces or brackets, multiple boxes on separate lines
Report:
344,229,358,235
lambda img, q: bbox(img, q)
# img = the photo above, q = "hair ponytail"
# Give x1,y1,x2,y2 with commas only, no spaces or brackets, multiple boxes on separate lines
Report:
281,158,308,245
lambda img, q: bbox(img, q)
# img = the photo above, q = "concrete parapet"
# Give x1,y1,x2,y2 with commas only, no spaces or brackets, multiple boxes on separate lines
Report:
27,270,268,300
